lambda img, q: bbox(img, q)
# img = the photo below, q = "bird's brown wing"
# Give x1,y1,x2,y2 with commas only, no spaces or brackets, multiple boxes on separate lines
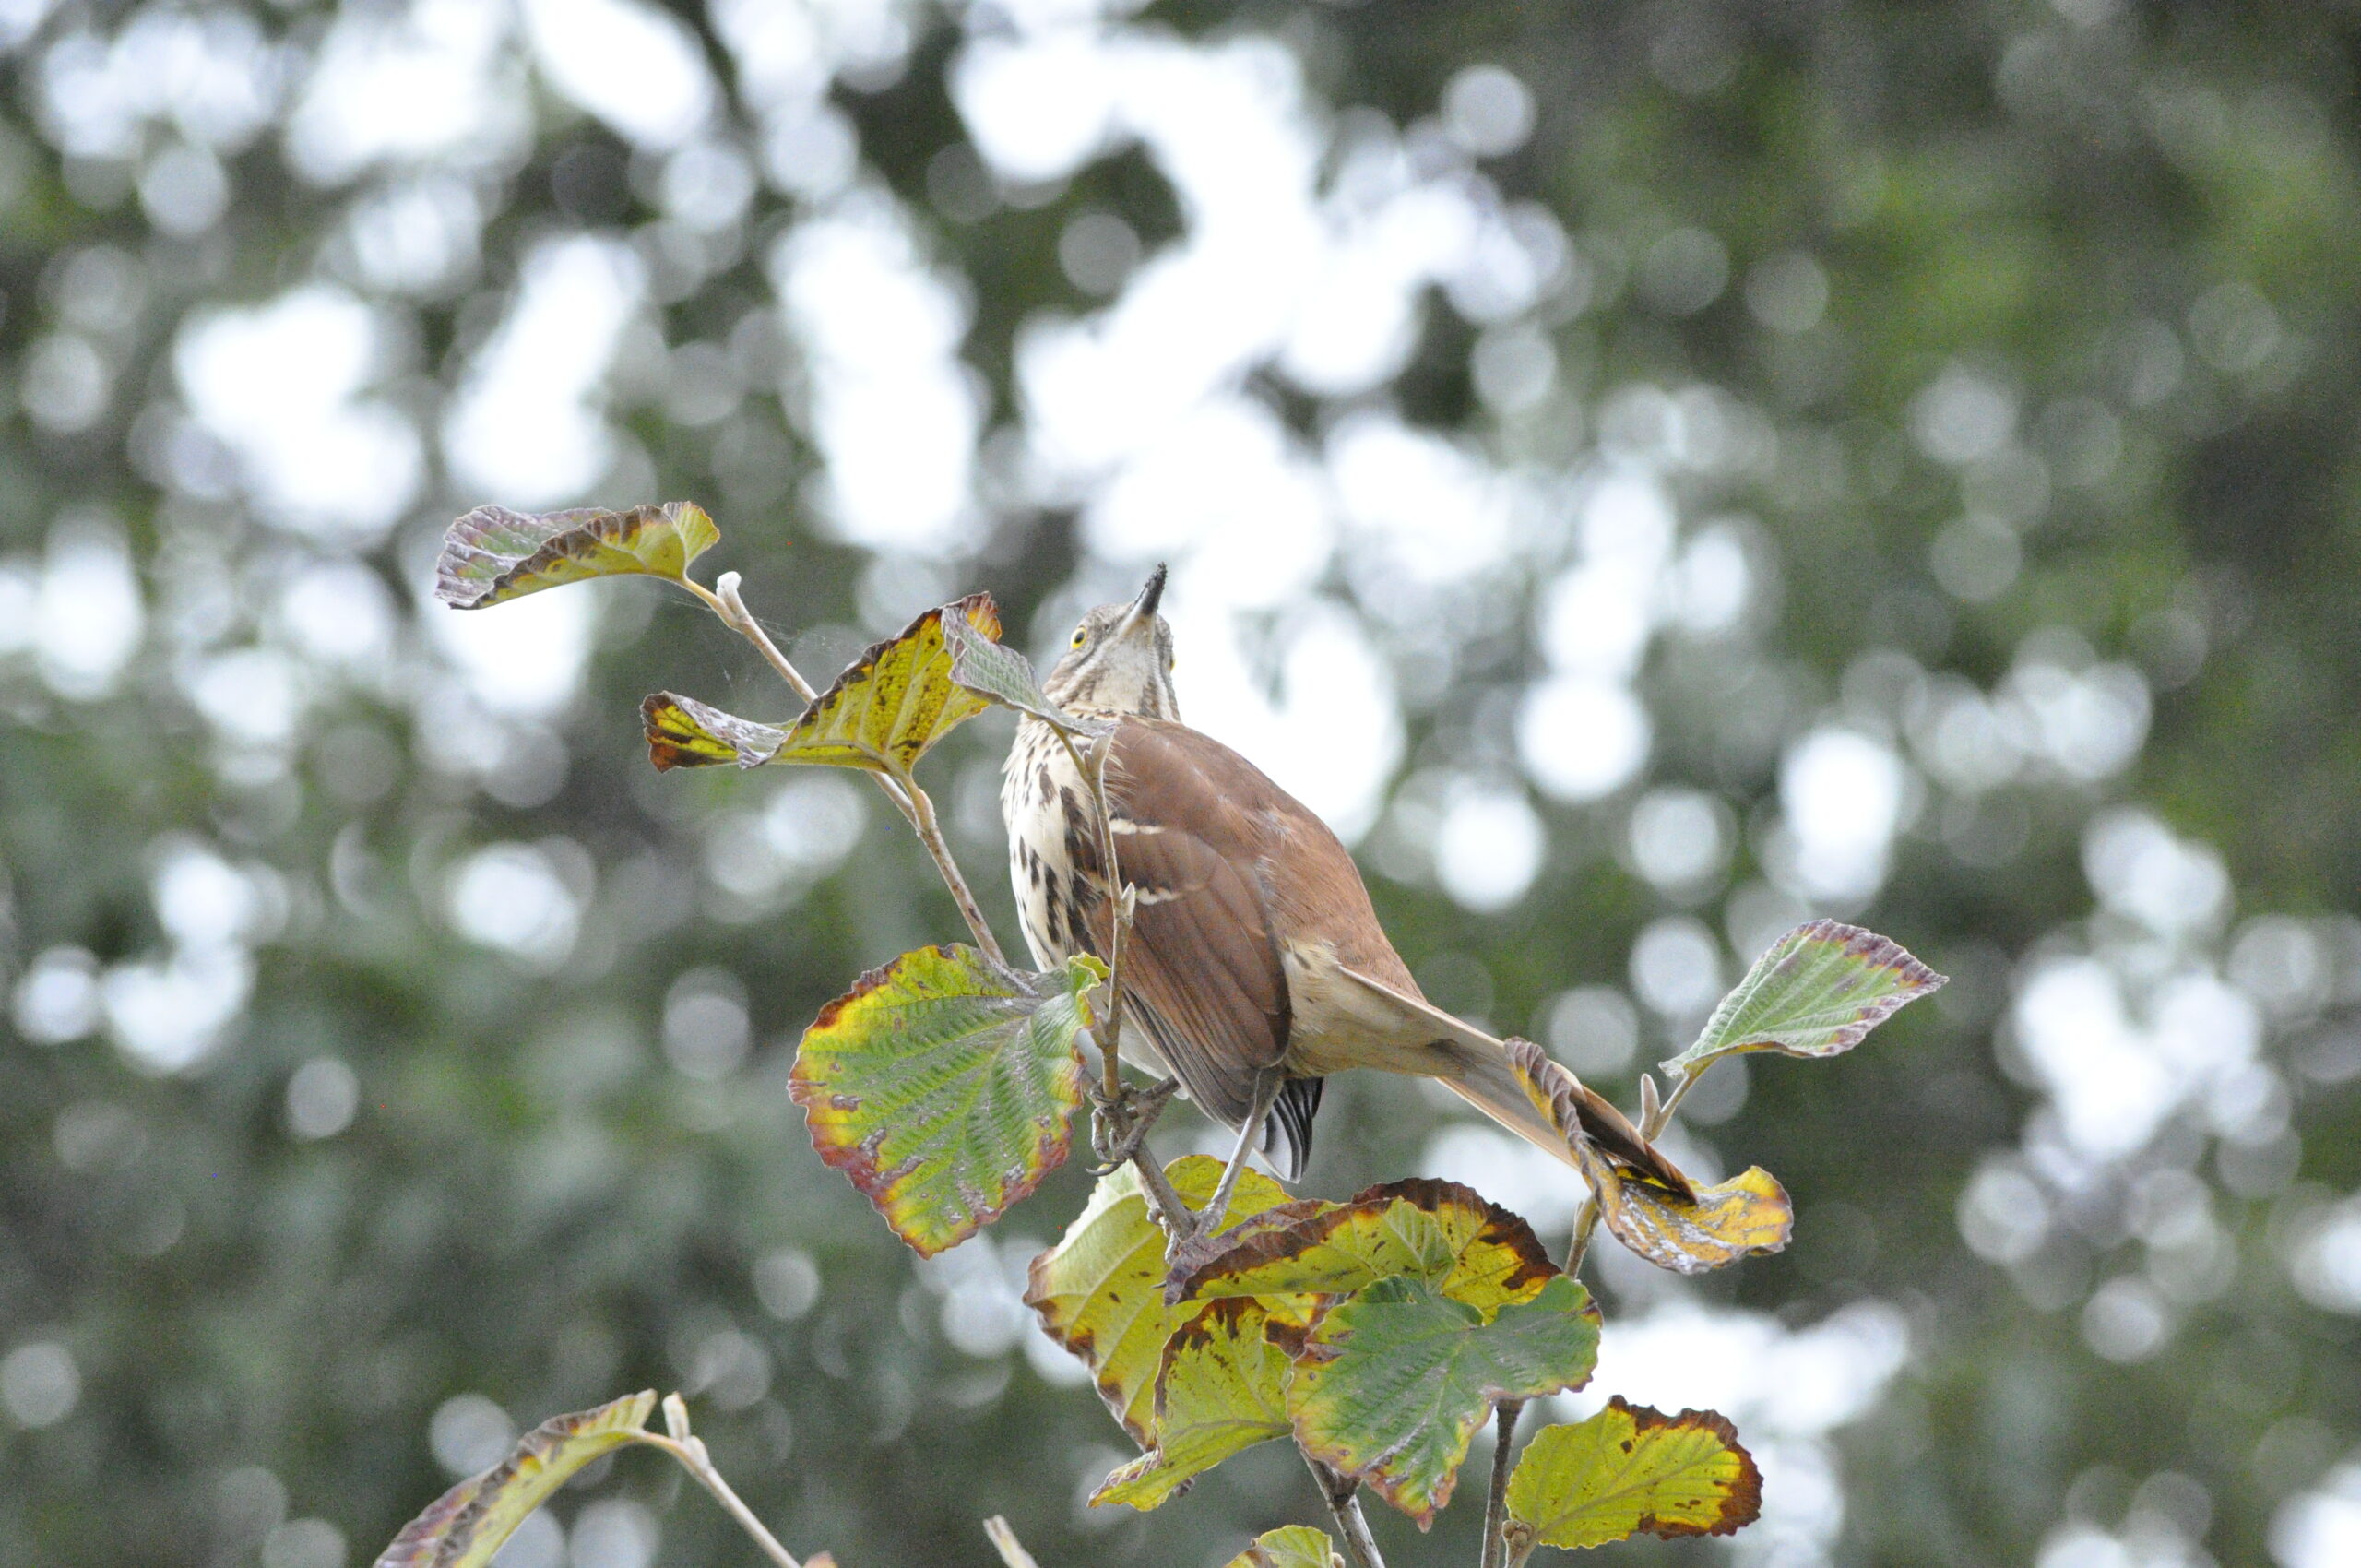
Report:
1089,720,1293,1134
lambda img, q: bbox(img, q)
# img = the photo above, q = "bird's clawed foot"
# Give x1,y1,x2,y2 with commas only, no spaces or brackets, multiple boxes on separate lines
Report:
1085,1076,1178,1176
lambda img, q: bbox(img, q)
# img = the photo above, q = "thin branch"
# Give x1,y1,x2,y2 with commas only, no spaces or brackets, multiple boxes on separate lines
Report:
1565,1068,1702,1274
635,1396,801,1568
897,772,1008,968
686,573,1007,965
1479,1399,1525,1568
702,571,820,705
1302,1452,1387,1568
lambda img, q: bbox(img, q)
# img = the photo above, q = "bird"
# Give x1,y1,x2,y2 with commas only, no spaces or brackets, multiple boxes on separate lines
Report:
1000,564,1684,1234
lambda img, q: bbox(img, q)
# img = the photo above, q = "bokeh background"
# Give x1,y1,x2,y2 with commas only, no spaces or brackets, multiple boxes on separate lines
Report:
5,1,2360,1564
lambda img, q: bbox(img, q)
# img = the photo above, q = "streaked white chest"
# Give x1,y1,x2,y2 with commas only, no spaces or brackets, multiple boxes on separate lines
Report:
1001,717,1095,971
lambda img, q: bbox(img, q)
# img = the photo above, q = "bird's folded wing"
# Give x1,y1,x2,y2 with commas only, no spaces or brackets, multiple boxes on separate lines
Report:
1090,730,1292,1133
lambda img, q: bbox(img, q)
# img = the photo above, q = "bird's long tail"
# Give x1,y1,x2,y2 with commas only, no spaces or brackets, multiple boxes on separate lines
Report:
1327,962,1692,1196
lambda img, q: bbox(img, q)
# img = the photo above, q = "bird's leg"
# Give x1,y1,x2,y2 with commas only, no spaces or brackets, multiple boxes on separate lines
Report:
1187,1091,1275,1243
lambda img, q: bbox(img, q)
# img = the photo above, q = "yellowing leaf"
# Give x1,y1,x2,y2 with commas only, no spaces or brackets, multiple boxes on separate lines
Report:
1026,1156,1294,1444
436,502,719,608
1092,1298,1293,1510
1503,1396,1762,1550
941,612,1115,741
789,946,1099,1257
1662,920,1945,1082
374,1392,657,1567
1501,1038,1694,1201
1287,1276,1601,1528
640,692,789,770
1574,1142,1793,1276
1222,1526,1339,1568
1174,1178,1560,1315
771,595,1002,776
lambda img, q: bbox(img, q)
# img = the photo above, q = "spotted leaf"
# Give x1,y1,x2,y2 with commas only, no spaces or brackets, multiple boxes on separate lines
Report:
1503,1396,1762,1551
640,692,788,770
436,502,719,609
1026,1156,1295,1444
374,1392,657,1568
1092,1298,1294,1509
1575,1143,1793,1276
1222,1526,1340,1568
1172,1178,1560,1315
789,945,1099,1257
769,594,1002,776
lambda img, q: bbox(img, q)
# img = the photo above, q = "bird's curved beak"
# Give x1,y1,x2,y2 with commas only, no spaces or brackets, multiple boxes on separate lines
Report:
1114,563,1168,638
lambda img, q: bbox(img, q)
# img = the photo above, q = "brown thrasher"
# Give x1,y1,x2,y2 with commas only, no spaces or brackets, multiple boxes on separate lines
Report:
1002,566,1679,1232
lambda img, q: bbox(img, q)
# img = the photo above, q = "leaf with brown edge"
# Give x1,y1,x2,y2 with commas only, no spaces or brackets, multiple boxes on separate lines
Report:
1503,1396,1762,1550
1287,1275,1601,1529
640,692,788,770
374,1392,657,1567
436,502,719,609
1574,1141,1793,1276
1171,1178,1560,1314
1091,1298,1294,1510
941,612,1116,742
1661,920,1945,1083
769,594,1002,776
1222,1526,1340,1568
789,945,1098,1257
1026,1156,1296,1445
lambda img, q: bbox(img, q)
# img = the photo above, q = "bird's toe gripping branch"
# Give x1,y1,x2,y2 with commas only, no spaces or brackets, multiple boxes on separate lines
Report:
1086,1076,1179,1176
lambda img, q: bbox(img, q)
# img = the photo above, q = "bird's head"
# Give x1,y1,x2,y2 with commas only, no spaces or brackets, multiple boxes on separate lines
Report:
1043,564,1179,719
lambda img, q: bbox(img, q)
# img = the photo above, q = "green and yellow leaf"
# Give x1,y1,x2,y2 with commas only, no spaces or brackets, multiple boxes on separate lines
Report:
1092,1298,1293,1509
436,502,719,608
1222,1526,1340,1568
1661,920,1945,1082
789,946,1099,1257
1026,1156,1294,1444
769,594,1002,776
1287,1275,1601,1528
374,1392,657,1568
1574,1143,1793,1276
1503,1396,1762,1550
640,691,789,770
1173,1178,1560,1316
942,612,1116,741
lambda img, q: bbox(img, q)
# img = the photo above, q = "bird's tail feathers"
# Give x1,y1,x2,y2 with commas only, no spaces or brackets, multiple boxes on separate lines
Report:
1330,964,1691,1196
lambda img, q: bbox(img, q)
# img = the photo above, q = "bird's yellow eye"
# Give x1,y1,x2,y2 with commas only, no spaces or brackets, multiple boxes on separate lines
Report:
1071,624,1087,648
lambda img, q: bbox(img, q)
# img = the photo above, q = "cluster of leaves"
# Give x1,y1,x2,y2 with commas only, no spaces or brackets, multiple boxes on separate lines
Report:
374,503,1944,1567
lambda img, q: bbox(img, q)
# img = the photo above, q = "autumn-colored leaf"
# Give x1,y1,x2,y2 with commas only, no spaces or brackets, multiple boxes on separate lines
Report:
768,594,1002,776
1222,1526,1340,1568
1172,1178,1560,1314
1661,920,1945,1083
1287,1275,1601,1528
1026,1156,1295,1444
789,946,1098,1257
1574,1142,1793,1276
374,1392,657,1568
942,612,1115,742
640,691,789,770
436,502,719,609
1503,1396,1762,1550
1092,1298,1293,1509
